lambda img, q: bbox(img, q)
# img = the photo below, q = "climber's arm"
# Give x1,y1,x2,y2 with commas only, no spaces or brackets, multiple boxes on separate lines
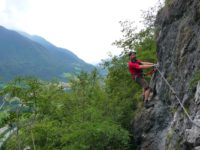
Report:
139,64,154,69
141,61,154,65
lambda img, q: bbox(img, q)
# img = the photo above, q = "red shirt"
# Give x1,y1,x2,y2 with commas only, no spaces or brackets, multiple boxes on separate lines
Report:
128,60,143,78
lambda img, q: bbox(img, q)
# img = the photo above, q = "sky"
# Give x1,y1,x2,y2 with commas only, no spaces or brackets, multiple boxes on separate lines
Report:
0,0,162,64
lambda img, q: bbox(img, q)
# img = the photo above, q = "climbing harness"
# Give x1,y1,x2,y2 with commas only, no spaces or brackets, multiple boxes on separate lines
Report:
155,66,200,128
131,68,156,78
144,68,157,77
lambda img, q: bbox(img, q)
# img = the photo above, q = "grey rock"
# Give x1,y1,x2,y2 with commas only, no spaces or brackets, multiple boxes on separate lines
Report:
131,0,200,149
194,146,200,150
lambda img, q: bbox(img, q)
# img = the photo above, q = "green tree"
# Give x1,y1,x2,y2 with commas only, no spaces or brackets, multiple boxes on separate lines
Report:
101,5,159,149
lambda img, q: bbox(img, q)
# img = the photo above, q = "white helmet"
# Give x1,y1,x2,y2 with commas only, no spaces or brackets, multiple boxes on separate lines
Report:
128,49,137,56
132,49,136,53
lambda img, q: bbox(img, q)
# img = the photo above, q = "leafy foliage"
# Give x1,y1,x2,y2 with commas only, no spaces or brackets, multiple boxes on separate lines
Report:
1,73,130,150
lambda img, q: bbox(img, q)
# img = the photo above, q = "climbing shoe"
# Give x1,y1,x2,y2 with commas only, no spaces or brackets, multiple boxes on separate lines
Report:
147,91,154,101
144,101,154,109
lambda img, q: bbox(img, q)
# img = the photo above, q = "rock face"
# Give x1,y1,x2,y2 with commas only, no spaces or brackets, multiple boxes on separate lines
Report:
132,0,200,149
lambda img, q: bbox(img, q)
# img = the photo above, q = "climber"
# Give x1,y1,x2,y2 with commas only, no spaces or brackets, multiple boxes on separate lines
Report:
128,50,158,108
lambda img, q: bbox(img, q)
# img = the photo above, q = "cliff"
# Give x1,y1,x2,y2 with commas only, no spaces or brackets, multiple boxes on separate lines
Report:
131,0,200,149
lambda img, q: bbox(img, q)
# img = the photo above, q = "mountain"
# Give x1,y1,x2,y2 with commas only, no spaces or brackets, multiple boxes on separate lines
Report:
0,26,94,82
131,0,200,150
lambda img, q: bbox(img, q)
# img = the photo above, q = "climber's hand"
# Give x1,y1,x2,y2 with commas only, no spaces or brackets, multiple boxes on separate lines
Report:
153,63,159,68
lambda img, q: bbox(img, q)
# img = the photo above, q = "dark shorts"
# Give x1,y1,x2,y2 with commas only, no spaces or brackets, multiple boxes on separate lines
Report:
134,76,149,90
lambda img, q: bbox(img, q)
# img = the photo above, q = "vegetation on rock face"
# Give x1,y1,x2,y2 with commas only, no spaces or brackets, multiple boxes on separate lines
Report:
190,71,200,89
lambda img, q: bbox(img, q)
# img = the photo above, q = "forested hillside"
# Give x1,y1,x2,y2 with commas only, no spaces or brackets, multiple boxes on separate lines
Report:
0,26,94,82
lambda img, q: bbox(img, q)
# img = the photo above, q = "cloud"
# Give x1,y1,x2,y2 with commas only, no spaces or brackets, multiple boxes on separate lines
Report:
0,0,30,29
3,0,29,12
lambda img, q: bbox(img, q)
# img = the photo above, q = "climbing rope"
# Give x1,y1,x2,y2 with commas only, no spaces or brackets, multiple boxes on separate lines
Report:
0,99,5,110
155,66,200,128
